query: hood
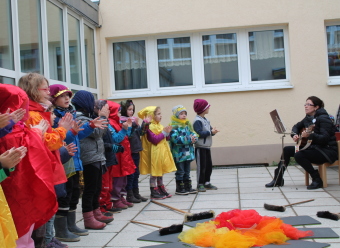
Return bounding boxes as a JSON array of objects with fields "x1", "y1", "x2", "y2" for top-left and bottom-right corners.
[{"x1": 107, "y1": 101, "x2": 121, "y2": 131}]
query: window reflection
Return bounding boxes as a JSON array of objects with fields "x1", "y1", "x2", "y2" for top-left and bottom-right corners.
[
  {"x1": 18, "y1": 0, "x2": 43, "y2": 73},
  {"x1": 68, "y1": 14, "x2": 82, "y2": 85},
  {"x1": 47, "y1": 1, "x2": 65, "y2": 81},
  {"x1": 249, "y1": 29, "x2": 286, "y2": 81},
  {"x1": 327, "y1": 25, "x2": 340, "y2": 77},
  {"x1": 0, "y1": 0, "x2": 14, "y2": 70},
  {"x1": 202, "y1": 33, "x2": 239, "y2": 84},
  {"x1": 84, "y1": 24, "x2": 96, "y2": 88},
  {"x1": 157, "y1": 37, "x2": 193, "y2": 87},
  {"x1": 0, "y1": 76, "x2": 15, "y2": 85}
]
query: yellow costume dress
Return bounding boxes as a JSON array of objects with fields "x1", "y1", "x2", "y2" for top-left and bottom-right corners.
[
  {"x1": 0, "y1": 185, "x2": 18, "y2": 248},
  {"x1": 138, "y1": 106, "x2": 176, "y2": 176}
]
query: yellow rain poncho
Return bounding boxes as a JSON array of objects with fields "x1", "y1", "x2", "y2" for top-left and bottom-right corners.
[
  {"x1": 138, "y1": 106, "x2": 176, "y2": 176},
  {"x1": 0, "y1": 185, "x2": 18, "y2": 248}
]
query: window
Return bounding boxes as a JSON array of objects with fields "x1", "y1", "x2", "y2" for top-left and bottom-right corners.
[
  {"x1": 249, "y1": 29, "x2": 286, "y2": 81},
  {"x1": 47, "y1": 1, "x2": 66, "y2": 81},
  {"x1": 84, "y1": 24, "x2": 97, "y2": 88},
  {"x1": 157, "y1": 37, "x2": 193, "y2": 87},
  {"x1": 202, "y1": 33, "x2": 239, "y2": 84},
  {"x1": 112, "y1": 41, "x2": 147, "y2": 90},
  {"x1": 18, "y1": 0, "x2": 43, "y2": 73},
  {"x1": 110, "y1": 26, "x2": 290, "y2": 99},
  {"x1": 0, "y1": 76, "x2": 15, "y2": 85},
  {"x1": 326, "y1": 25, "x2": 340, "y2": 78},
  {"x1": 0, "y1": 0, "x2": 14, "y2": 70},
  {"x1": 68, "y1": 14, "x2": 82, "y2": 85}
]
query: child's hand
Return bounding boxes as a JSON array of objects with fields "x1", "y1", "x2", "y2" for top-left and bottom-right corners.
[
  {"x1": 58, "y1": 113, "x2": 73, "y2": 131},
  {"x1": 163, "y1": 125, "x2": 172, "y2": 133},
  {"x1": 135, "y1": 117, "x2": 139, "y2": 125},
  {"x1": 0, "y1": 147, "x2": 25, "y2": 169},
  {"x1": 91, "y1": 117, "x2": 108, "y2": 129},
  {"x1": 190, "y1": 135, "x2": 197, "y2": 144},
  {"x1": 0, "y1": 109, "x2": 11, "y2": 128},
  {"x1": 98, "y1": 104, "x2": 109, "y2": 118},
  {"x1": 212, "y1": 127, "x2": 219, "y2": 135},
  {"x1": 65, "y1": 143, "x2": 77, "y2": 156},
  {"x1": 31, "y1": 119, "x2": 49, "y2": 134},
  {"x1": 143, "y1": 115, "x2": 152, "y2": 123},
  {"x1": 71, "y1": 120, "x2": 84, "y2": 133},
  {"x1": 126, "y1": 118, "x2": 132, "y2": 127},
  {"x1": 122, "y1": 121, "x2": 129, "y2": 130},
  {"x1": 9, "y1": 108, "x2": 26, "y2": 124},
  {"x1": 16, "y1": 146, "x2": 28, "y2": 159}
]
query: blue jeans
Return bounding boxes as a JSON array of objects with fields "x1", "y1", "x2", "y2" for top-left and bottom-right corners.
[
  {"x1": 175, "y1": 161, "x2": 191, "y2": 181},
  {"x1": 45, "y1": 215, "x2": 55, "y2": 244}
]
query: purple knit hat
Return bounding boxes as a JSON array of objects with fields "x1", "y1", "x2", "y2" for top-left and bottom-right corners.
[
  {"x1": 49, "y1": 84, "x2": 73, "y2": 102},
  {"x1": 193, "y1": 99, "x2": 210, "y2": 114}
]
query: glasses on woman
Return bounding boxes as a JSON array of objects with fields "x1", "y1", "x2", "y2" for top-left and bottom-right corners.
[
  {"x1": 304, "y1": 103, "x2": 314, "y2": 107},
  {"x1": 38, "y1": 87, "x2": 50, "y2": 92}
]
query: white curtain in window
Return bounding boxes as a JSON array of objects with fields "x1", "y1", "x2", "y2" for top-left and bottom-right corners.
[
  {"x1": 328, "y1": 31, "x2": 340, "y2": 52},
  {"x1": 203, "y1": 42, "x2": 238, "y2": 64},
  {"x1": 113, "y1": 41, "x2": 146, "y2": 71},
  {"x1": 250, "y1": 31, "x2": 284, "y2": 60}
]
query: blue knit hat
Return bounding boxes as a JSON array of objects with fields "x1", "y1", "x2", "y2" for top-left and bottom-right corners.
[{"x1": 71, "y1": 90, "x2": 95, "y2": 116}]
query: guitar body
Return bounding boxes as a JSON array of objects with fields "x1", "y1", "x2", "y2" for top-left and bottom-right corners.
[{"x1": 295, "y1": 124, "x2": 315, "y2": 152}]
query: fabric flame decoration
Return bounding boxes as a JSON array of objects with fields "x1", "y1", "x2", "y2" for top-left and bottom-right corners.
[{"x1": 178, "y1": 209, "x2": 313, "y2": 248}]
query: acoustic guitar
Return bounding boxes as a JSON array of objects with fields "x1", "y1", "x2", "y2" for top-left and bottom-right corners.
[{"x1": 295, "y1": 124, "x2": 315, "y2": 152}]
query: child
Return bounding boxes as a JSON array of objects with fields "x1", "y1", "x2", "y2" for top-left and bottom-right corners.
[
  {"x1": 106, "y1": 101, "x2": 135, "y2": 209},
  {"x1": 120, "y1": 100, "x2": 148, "y2": 203},
  {"x1": 71, "y1": 90, "x2": 110, "y2": 230},
  {"x1": 138, "y1": 106, "x2": 176, "y2": 200},
  {"x1": 193, "y1": 99, "x2": 219, "y2": 192},
  {"x1": 0, "y1": 84, "x2": 56, "y2": 248},
  {"x1": 49, "y1": 84, "x2": 109, "y2": 241},
  {"x1": 169, "y1": 105, "x2": 198, "y2": 195}
]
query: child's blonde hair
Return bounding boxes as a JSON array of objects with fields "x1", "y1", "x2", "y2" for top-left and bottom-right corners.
[{"x1": 18, "y1": 72, "x2": 49, "y2": 102}]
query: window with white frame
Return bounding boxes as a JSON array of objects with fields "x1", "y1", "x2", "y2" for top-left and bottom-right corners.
[
  {"x1": 110, "y1": 26, "x2": 290, "y2": 99},
  {"x1": 326, "y1": 24, "x2": 340, "y2": 79},
  {"x1": 0, "y1": 0, "x2": 98, "y2": 93}
]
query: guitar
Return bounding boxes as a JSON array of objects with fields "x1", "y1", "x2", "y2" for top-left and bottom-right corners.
[{"x1": 295, "y1": 124, "x2": 315, "y2": 152}]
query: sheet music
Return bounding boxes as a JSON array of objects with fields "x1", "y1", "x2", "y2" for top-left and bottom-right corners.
[{"x1": 270, "y1": 109, "x2": 286, "y2": 134}]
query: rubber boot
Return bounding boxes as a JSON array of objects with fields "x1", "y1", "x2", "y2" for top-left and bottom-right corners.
[
  {"x1": 93, "y1": 208, "x2": 114, "y2": 224},
  {"x1": 67, "y1": 210, "x2": 89, "y2": 236},
  {"x1": 158, "y1": 185, "x2": 172, "y2": 198},
  {"x1": 82, "y1": 211, "x2": 106, "y2": 230},
  {"x1": 150, "y1": 187, "x2": 166, "y2": 200},
  {"x1": 265, "y1": 163, "x2": 285, "y2": 187},
  {"x1": 175, "y1": 181, "x2": 188, "y2": 195},
  {"x1": 121, "y1": 195, "x2": 134, "y2": 207},
  {"x1": 307, "y1": 170, "x2": 323, "y2": 190},
  {"x1": 184, "y1": 180, "x2": 198, "y2": 194},
  {"x1": 126, "y1": 189, "x2": 142, "y2": 203},
  {"x1": 54, "y1": 215, "x2": 80, "y2": 242},
  {"x1": 133, "y1": 188, "x2": 148, "y2": 202}
]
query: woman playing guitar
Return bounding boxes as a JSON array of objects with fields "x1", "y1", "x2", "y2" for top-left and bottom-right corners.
[{"x1": 266, "y1": 96, "x2": 338, "y2": 190}]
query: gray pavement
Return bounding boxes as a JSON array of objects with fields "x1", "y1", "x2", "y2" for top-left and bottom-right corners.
[{"x1": 65, "y1": 165, "x2": 340, "y2": 247}]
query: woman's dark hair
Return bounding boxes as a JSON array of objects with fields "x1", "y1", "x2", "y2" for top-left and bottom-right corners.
[{"x1": 306, "y1": 96, "x2": 324, "y2": 108}]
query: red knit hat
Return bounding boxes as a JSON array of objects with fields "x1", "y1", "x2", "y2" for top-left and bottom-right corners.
[
  {"x1": 49, "y1": 84, "x2": 73, "y2": 102},
  {"x1": 193, "y1": 99, "x2": 210, "y2": 114}
]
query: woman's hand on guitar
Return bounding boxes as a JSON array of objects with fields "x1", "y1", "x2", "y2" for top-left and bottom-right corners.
[
  {"x1": 292, "y1": 135, "x2": 299, "y2": 142},
  {"x1": 301, "y1": 130, "x2": 310, "y2": 138}
]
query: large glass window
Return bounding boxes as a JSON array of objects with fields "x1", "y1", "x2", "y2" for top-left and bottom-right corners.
[
  {"x1": 46, "y1": 1, "x2": 65, "y2": 81},
  {"x1": 326, "y1": 25, "x2": 340, "y2": 77},
  {"x1": 113, "y1": 41, "x2": 147, "y2": 90},
  {"x1": 84, "y1": 24, "x2": 96, "y2": 88},
  {"x1": 0, "y1": 0, "x2": 14, "y2": 70},
  {"x1": 18, "y1": 0, "x2": 43, "y2": 73},
  {"x1": 0, "y1": 76, "x2": 15, "y2": 85},
  {"x1": 249, "y1": 29, "x2": 286, "y2": 81},
  {"x1": 68, "y1": 14, "x2": 82, "y2": 85},
  {"x1": 157, "y1": 37, "x2": 193, "y2": 87},
  {"x1": 202, "y1": 33, "x2": 239, "y2": 84}
]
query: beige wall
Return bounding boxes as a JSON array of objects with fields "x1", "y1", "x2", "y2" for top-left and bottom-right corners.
[{"x1": 95, "y1": 0, "x2": 340, "y2": 165}]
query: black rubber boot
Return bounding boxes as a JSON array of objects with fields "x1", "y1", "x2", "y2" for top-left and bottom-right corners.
[
  {"x1": 133, "y1": 188, "x2": 148, "y2": 202},
  {"x1": 265, "y1": 163, "x2": 285, "y2": 187},
  {"x1": 126, "y1": 189, "x2": 142, "y2": 203},
  {"x1": 150, "y1": 187, "x2": 165, "y2": 200},
  {"x1": 54, "y1": 215, "x2": 80, "y2": 242},
  {"x1": 307, "y1": 170, "x2": 323, "y2": 190},
  {"x1": 175, "y1": 181, "x2": 189, "y2": 195},
  {"x1": 67, "y1": 210, "x2": 89, "y2": 236},
  {"x1": 184, "y1": 180, "x2": 198, "y2": 194}
]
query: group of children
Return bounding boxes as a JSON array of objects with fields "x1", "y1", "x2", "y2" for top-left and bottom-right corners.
[{"x1": 0, "y1": 72, "x2": 219, "y2": 248}]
